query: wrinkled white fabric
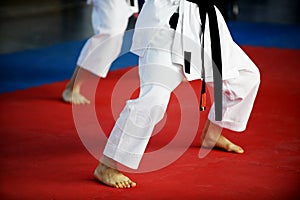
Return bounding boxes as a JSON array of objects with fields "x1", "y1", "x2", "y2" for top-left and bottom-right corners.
[
  {"x1": 77, "y1": 0, "x2": 139, "y2": 77},
  {"x1": 131, "y1": 0, "x2": 244, "y2": 82},
  {"x1": 103, "y1": 0, "x2": 260, "y2": 169}
]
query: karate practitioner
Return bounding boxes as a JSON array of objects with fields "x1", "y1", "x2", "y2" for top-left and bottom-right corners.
[
  {"x1": 94, "y1": 0, "x2": 260, "y2": 188},
  {"x1": 62, "y1": 0, "x2": 139, "y2": 104}
]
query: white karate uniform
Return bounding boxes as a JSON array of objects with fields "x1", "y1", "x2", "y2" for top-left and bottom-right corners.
[
  {"x1": 77, "y1": 0, "x2": 139, "y2": 77},
  {"x1": 103, "y1": 0, "x2": 260, "y2": 169}
]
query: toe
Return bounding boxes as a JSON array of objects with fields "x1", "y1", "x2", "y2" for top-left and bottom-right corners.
[
  {"x1": 228, "y1": 144, "x2": 244, "y2": 154},
  {"x1": 82, "y1": 96, "x2": 90, "y2": 104},
  {"x1": 233, "y1": 145, "x2": 244, "y2": 154},
  {"x1": 236, "y1": 147, "x2": 244, "y2": 154},
  {"x1": 130, "y1": 181, "x2": 137, "y2": 187},
  {"x1": 121, "y1": 181, "x2": 128, "y2": 188},
  {"x1": 116, "y1": 182, "x2": 124, "y2": 189},
  {"x1": 124, "y1": 180, "x2": 132, "y2": 188}
]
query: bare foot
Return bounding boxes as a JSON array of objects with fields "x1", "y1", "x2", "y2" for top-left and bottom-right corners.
[
  {"x1": 94, "y1": 163, "x2": 136, "y2": 188},
  {"x1": 214, "y1": 135, "x2": 244, "y2": 153},
  {"x1": 62, "y1": 88, "x2": 90, "y2": 105},
  {"x1": 201, "y1": 120, "x2": 244, "y2": 154}
]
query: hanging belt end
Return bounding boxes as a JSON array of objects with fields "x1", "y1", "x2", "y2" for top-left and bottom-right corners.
[
  {"x1": 200, "y1": 92, "x2": 206, "y2": 111},
  {"x1": 199, "y1": 78, "x2": 206, "y2": 111}
]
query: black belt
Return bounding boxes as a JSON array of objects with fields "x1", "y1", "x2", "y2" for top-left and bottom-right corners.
[
  {"x1": 170, "y1": 0, "x2": 223, "y2": 121},
  {"x1": 130, "y1": 0, "x2": 135, "y2": 6}
]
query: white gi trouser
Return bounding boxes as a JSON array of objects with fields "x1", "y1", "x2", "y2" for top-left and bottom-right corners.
[
  {"x1": 77, "y1": 0, "x2": 138, "y2": 77},
  {"x1": 103, "y1": 0, "x2": 260, "y2": 169}
]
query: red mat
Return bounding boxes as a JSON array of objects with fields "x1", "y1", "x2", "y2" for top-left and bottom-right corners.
[{"x1": 0, "y1": 46, "x2": 299, "y2": 199}]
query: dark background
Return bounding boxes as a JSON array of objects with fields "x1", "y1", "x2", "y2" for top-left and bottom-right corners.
[{"x1": 0, "y1": 0, "x2": 299, "y2": 54}]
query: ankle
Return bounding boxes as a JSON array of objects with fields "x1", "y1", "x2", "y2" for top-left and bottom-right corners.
[{"x1": 100, "y1": 156, "x2": 117, "y2": 170}]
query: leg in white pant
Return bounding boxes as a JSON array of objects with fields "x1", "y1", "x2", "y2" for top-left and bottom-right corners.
[
  {"x1": 208, "y1": 66, "x2": 260, "y2": 132},
  {"x1": 202, "y1": 46, "x2": 260, "y2": 152},
  {"x1": 103, "y1": 49, "x2": 185, "y2": 169},
  {"x1": 78, "y1": 0, "x2": 132, "y2": 77},
  {"x1": 94, "y1": 48, "x2": 184, "y2": 188},
  {"x1": 96, "y1": 25, "x2": 260, "y2": 190},
  {"x1": 62, "y1": 0, "x2": 134, "y2": 104},
  {"x1": 208, "y1": 41, "x2": 261, "y2": 132}
]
